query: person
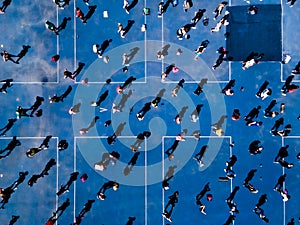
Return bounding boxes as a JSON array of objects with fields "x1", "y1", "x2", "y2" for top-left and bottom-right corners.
[
  {"x1": 0, "y1": 186, "x2": 14, "y2": 209},
  {"x1": 190, "y1": 104, "x2": 203, "y2": 122},
  {"x1": 0, "y1": 136, "x2": 21, "y2": 159},
  {"x1": 231, "y1": 109, "x2": 241, "y2": 121},
  {"x1": 69, "y1": 103, "x2": 81, "y2": 115},
  {"x1": 221, "y1": 79, "x2": 235, "y2": 96},
  {"x1": 195, "y1": 183, "x2": 210, "y2": 215},
  {"x1": 90, "y1": 90, "x2": 109, "y2": 107},
  {"x1": 248, "y1": 5, "x2": 258, "y2": 15},
  {"x1": 244, "y1": 105, "x2": 261, "y2": 122},
  {"x1": 183, "y1": 0, "x2": 193, "y2": 12},
  {"x1": 45, "y1": 20, "x2": 58, "y2": 35},
  {"x1": 287, "y1": 0, "x2": 297, "y2": 7},
  {"x1": 118, "y1": 23, "x2": 125, "y2": 38},
  {"x1": 172, "y1": 79, "x2": 185, "y2": 97},
  {"x1": 212, "y1": 46, "x2": 228, "y2": 70},
  {"x1": 274, "y1": 145, "x2": 289, "y2": 163},
  {"x1": 0, "y1": 78, "x2": 13, "y2": 94},
  {"x1": 211, "y1": 11, "x2": 229, "y2": 32},
  {"x1": 176, "y1": 24, "x2": 192, "y2": 40},
  {"x1": 165, "y1": 139, "x2": 180, "y2": 160},
  {"x1": 193, "y1": 145, "x2": 208, "y2": 167},
  {"x1": 95, "y1": 39, "x2": 112, "y2": 58},
  {"x1": 193, "y1": 78, "x2": 207, "y2": 95},
  {"x1": 277, "y1": 124, "x2": 292, "y2": 137},
  {"x1": 224, "y1": 155, "x2": 237, "y2": 178},
  {"x1": 161, "y1": 64, "x2": 176, "y2": 81},
  {"x1": 191, "y1": 9, "x2": 206, "y2": 26},
  {"x1": 213, "y1": 2, "x2": 228, "y2": 20},
  {"x1": 1, "y1": 50, "x2": 18, "y2": 64},
  {"x1": 194, "y1": 40, "x2": 209, "y2": 60},
  {"x1": 136, "y1": 102, "x2": 151, "y2": 121},
  {"x1": 0, "y1": 0, "x2": 11, "y2": 13},
  {"x1": 123, "y1": 0, "x2": 138, "y2": 14},
  {"x1": 76, "y1": 7, "x2": 85, "y2": 22},
  {"x1": 253, "y1": 207, "x2": 269, "y2": 223},
  {"x1": 248, "y1": 140, "x2": 264, "y2": 155},
  {"x1": 264, "y1": 100, "x2": 279, "y2": 118},
  {"x1": 270, "y1": 117, "x2": 284, "y2": 134},
  {"x1": 244, "y1": 169, "x2": 258, "y2": 193},
  {"x1": 97, "y1": 180, "x2": 119, "y2": 200},
  {"x1": 130, "y1": 131, "x2": 150, "y2": 151},
  {"x1": 163, "y1": 191, "x2": 179, "y2": 222},
  {"x1": 94, "y1": 151, "x2": 120, "y2": 171},
  {"x1": 282, "y1": 75, "x2": 298, "y2": 95}
]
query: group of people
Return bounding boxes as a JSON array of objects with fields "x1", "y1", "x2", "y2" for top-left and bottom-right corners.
[{"x1": 0, "y1": 0, "x2": 300, "y2": 224}]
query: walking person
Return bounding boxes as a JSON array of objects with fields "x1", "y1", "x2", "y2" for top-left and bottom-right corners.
[
  {"x1": 0, "y1": 0, "x2": 11, "y2": 13},
  {"x1": 0, "y1": 78, "x2": 13, "y2": 94},
  {"x1": 97, "y1": 180, "x2": 119, "y2": 200},
  {"x1": 213, "y1": 2, "x2": 228, "y2": 20},
  {"x1": 163, "y1": 191, "x2": 179, "y2": 222}
]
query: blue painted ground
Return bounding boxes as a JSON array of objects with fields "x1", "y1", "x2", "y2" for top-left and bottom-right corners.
[{"x1": 0, "y1": 0, "x2": 300, "y2": 225}]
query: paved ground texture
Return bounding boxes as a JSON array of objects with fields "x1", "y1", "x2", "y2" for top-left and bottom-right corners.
[{"x1": 0, "y1": 0, "x2": 300, "y2": 225}]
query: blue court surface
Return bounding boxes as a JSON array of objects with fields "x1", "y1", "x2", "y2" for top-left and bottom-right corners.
[{"x1": 0, "y1": 0, "x2": 300, "y2": 224}]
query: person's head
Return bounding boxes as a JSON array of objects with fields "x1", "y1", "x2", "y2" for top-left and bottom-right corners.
[
  {"x1": 206, "y1": 193, "x2": 213, "y2": 201},
  {"x1": 113, "y1": 183, "x2": 119, "y2": 191}
]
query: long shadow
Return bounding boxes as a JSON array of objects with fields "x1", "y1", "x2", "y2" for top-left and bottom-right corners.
[
  {"x1": 127, "y1": 47, "x2": 140, "y2": 63},
  {"x1": 127, "y1": 0, "x2": 138, "y2": 12},
  {"x1": 122, "y1": 20, "x2": 135, "y2": 36}
]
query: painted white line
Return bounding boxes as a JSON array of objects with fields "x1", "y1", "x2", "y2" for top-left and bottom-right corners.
[
  {"x1": 281, "y1": 136, "x2": 286, "y2": 225},
  {"x1": 55, "y1": 138, "x2": 59, "y2": 225},
  {"x1": 144, "y1": 137, "x2": 148, "y2": 225},
  {"x1": 73, "y1": 137, "x2": 77, "y2": 221},
  {"x1": 56, "y1": 6, "x2": 60, "y2": 83},
  {"x1": 162, "y1": 132, "x2": 165, "y2": 225}
]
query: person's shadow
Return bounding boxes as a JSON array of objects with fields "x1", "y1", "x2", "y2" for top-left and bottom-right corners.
[
  {"x1": 127, "y1": 47, "x2": 140, "y2": 64},
  {"x1": 127, "y1": 0, "x2": 138, "y2": 11},
  {"x1": 161, "y1": 44, "x2": 171, "y2": 57},
  {"x1": 117, "y1": 90, "x2": 133, "y2": 111},
  {"x1": 123, "y1": 20, "x2": 135, "y2": 36},
  {"x1": 83, "y1": 5, "x2": 97, "y2": 23},
  {"x1": 165, "y1": 165, "x2": 177, "y2": 180},
  {"x1": 124, "y1": 152, "x2": 140, "y2": 176},
  {"x1": 178, "y1": 106, "x2": 189, "y2": 119},
  {"x1": 212, "y1": 115, "x2": 227, "y2": 129}
]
